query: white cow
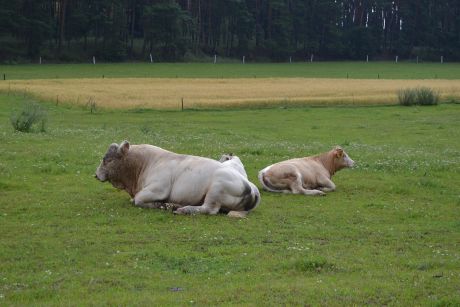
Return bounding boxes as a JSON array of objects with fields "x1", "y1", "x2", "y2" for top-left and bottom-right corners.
[{"x1": 95, "y1": 141, "x2": 260, "y2": 217}]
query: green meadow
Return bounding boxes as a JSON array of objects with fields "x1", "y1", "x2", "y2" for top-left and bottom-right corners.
[
  {"x1": 1, "y1": 90, "x2": 459, "y2": 305},
  {"x1": 1, "y1": 61, "x2": 460, "y2": 80}
]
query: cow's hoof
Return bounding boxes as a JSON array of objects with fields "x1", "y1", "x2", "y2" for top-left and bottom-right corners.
[{"x1": 227, "y1": 211, "x2": 248, "y2": 218}]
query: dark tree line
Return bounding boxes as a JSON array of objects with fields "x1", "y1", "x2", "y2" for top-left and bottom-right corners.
[{"x1": 1, "y1": 0, "x2": 459, "y2": 62}]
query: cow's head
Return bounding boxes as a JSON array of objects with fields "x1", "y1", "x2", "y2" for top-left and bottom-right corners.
[
  {"x1": 332, "y1": 146, "x2": 355, "y2": 170},
  {"x1": 95, "y1": 141, "x2": 130, "y2": 182}
]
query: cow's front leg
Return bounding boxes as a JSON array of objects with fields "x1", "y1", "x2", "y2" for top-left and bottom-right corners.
[
  {"x1": 133, "y1": 201, "x2": 165, "y2": 209},
  {"x1": 317, "y1": 177, "x2": 336, "y2": 192},
  {"x1": 133, "y1": 187, "x2": 170, "y2": 209}
]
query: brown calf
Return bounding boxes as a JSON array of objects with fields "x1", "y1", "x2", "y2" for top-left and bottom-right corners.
[{"x1": 258, "y1": 146, "x2": 354, "y2": 196}]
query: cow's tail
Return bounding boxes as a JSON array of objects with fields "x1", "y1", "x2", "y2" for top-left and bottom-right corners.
[{"x1": 258, "y1": 167, "x2": 282, "y2": 193}]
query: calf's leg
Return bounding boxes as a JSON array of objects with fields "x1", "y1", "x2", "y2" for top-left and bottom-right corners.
[
  {"x1": 317, "y1": 177, "x2": 336, "y2": 192},
  {"x1": 290, "y1": 173, "x2": 325, "y2": 196}
]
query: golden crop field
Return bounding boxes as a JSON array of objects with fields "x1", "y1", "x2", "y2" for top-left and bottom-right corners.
[{"x1": 1, "y1": 78, "x2": 459, "y2": 109}]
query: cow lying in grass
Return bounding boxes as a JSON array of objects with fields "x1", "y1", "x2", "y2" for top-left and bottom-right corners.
[
  {"x1": 258, "y1": 146, "x2": 354, "y2": 196},
  {"x1": 95, "y1": 141, "x2": 260, "y2": 217}
]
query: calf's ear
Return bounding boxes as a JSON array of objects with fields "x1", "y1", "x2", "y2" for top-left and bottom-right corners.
[{"x1": 118, "y1": 140, "x2": 130, "y2": 156}]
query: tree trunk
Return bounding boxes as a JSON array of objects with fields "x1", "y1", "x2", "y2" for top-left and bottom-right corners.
[
  {"x1": 130, "y1": 0, "x2": 136, "y2": 56},
  {"x1": 58, "y1": 0, "x2": 68, "y2": 54}
]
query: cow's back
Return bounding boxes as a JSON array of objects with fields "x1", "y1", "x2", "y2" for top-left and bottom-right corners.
[{"x1": 168, "y1": 156, "x2": 223, "y2": 205}]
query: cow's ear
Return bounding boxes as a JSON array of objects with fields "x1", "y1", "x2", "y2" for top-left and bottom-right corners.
[
  {"x1": 109, "y1": 143, "x2": 119, "y2": 153},
  {"x1": 118, "y1": 140, "x2": 130, "y2": 156},
  {"x1": 335, "y1": 147, "x2": 343, "y2": 158}
]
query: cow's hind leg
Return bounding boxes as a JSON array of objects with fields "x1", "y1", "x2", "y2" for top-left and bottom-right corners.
[
  {"x1": 174, "y1": 202, "x2": 220, "y2": 215},
  {"x1": 290, "y1": 173, "x2": 325, "y2": 196}
]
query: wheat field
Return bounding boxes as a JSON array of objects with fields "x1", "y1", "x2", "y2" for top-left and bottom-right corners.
[{"x1": 1, "y1": 78, "x2": 459, "y2": 109}]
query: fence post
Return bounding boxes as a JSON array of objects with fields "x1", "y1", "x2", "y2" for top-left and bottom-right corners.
[{"x1": 181, "y1": 98, "x2": 184, "y2": 111}]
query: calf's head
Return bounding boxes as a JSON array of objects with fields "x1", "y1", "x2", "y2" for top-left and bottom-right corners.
[
  {"x1": 95, "y1": 141, "x2": 130, "y2": 183},
  {"x1": 332, "y1": 146, "x2": 355, "y2": 170}
]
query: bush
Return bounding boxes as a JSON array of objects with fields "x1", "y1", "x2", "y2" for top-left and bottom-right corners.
[
  {"x1": 398, "y1": 87, "x2": 439, "y2": 106},
  {"x1": 416, "y1": 87, "x2": 439, "y2": 105},
  {"x1": 10, "y1": 101, "x2": 48, "y2": 132},
  {"x1": 398, "y1": 88, "x2": 417, "y2": 106}
]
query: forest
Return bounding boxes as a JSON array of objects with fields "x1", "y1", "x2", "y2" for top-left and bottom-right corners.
[{"x1": 0, "y1": 0, "x2": 459, "y2": 63}]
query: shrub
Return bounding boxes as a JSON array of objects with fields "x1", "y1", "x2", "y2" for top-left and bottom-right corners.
[
  {"x1": 398, "y1": 87, "x2": 439, "y2": 106},
  {"x1": 398, "y1": 88, "x2": 417, "y2": 106},
  {"x1": 10, "y1": 101, "x2": 48, "y2": 132},
  {"x1": 86, "y1": 97, "x2": 97, "y2": 114},
  {"x1": 416, "y1": 87, "x2": 439, "y2": 105}
]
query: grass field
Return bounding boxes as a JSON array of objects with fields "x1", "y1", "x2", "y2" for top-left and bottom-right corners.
[
  {"x1": 1, "y1": 62, "x2": 460, "y2": 80},
  {"x1": 1, "y1": 91, "x2": 459, "y2": 305},
  {"x1": 2, "y1": 62, "x2": 459, "y2": 108},
  {"x1": 2, "y1": 77, "x2": 460, "y2": 109}
]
